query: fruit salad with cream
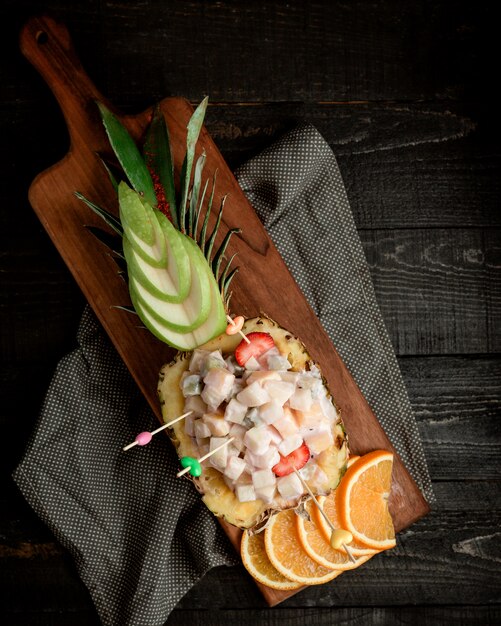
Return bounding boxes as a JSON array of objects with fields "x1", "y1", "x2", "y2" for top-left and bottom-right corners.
[{"x1": 180, "y1": 332, "x2": 340, "y2": 505}]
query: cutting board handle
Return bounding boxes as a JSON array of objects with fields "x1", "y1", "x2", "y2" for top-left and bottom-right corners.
[{"x1": 20, "y1": 16, "x2": 112, "y2": 144}]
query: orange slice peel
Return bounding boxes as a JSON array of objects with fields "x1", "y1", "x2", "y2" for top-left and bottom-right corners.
[{"x1": 336, "y1": 449, "x2": 396, "y2": 550}]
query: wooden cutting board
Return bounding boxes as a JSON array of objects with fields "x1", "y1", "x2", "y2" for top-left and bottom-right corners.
[{"x1": 21, "y1": 15, "x2": 430, "y2": 607}]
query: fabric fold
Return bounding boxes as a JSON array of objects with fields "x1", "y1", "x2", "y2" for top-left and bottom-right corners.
[{"x1": 14, "y1": 124, "x2": 432, "y2": 626}]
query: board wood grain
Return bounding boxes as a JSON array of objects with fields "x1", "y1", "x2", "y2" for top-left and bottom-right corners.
[{"x1": 20, "y1": 15, "x2": 429, "y2": 606}]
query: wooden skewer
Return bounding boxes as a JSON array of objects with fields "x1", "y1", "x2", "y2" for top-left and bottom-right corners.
[
  {"x1": 123, "y1": 411, "x2": 192, "y2": 451},
  {"x1": 177, "y1": 437, "x2": 235, "y2": 478},
  {"x1": 292, "y1": 467, "x2": 357, "y2": 563},
  {"x1": 226, "y1": 315, "x2": 250, "y2": 344}
]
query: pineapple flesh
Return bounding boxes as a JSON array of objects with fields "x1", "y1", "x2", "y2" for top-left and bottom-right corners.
[{"x1": 157, "y1": 317, "x2": 349, "y2": 529}]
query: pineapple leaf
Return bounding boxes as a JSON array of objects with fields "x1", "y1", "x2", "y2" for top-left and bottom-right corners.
[
  {"x1": 111, "y1": 305, "x2": 138, "y2": 315},
  {"x1": 188, "y1": 151, "x2": 206, "y2": 236},
  {"x1": 75, "y1": 191, "x2": 123, "y2": 235},
  {"x1": 97, "y1": 102, "x2": 157, "y2": 207},
  {"x1": 222, "y1": 266, "x2": 239, "y2": 306},
  {"x1": 193, "y1": 177, "x2": 209, "y2": 240},
  {"x1": 179, "y1": 97, "x2": 208, "y2": 233},
  {"x1": 143, "y1": 106, "x2": 178, "y2": 228},
  {"x1": 212, "y1": 228, "x2": 240, "y2": 280},
  {"x1": 198, "y1": 170, "x2": 217, "y2": 249},
  {"x1": 97, "y1": 155, "x2": 119, "y2": 193},
  {"x1": 218, "y1": 252, "x2": 238, "y2": 293},
  {"x1": 84, "y1": 225, "x2": 121, "y2": 254},
  {"x1": 223, "y1": 266, "x2": 239, "y2": 293},
  {"x1": 204, "y1": 195, "x2": 226, "y2": 262}
]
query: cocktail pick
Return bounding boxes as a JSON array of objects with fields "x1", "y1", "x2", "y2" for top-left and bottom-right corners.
[
  {"x1": 123, "y1": 411, "x2": 192, "y2": 451},
  {"x1": 177, "y1": 436, "x2": 235, "y2": 477},
  {"x1": 226, "y1": 315, "x2": 250, "y2": 344},
  {"x1": 292, "y1": 467, "x2": 357, "y2": 563}
]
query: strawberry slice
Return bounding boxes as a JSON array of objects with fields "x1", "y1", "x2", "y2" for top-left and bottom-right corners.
[
  {"x1": 234, "y1": 332, "x2": 275, "y2": 366},
  {"x1": 272, "y1": 442, "x2": 310, "y2": 477}
]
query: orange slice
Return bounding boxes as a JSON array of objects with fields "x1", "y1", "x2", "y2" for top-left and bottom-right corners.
[
  {"x1": 336, "y1": 450, "x2": 396, "y2": 550},
  {"x1": 264, "y1": 510, "x2": 341, "y2": 585},
  {"x1": 241, "y1": 530, "x2": 302, "y2": 590},
  {"x1": 347, "y1": 455, "x2": 360, "y2": 468},
  {"x1": 296, "y1": 499, "x2": 373, "y2": 569},
  {"x1": 314, "y1": 494, "x2": 377, "y2": 557}
]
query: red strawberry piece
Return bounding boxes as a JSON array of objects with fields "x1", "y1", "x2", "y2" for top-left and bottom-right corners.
[
  {"x1": 272, "y1": 442, "x2": 310, "y2": 477},
  {"x1": 234, "y1": 332, "x2": 275, "y2": 366}
]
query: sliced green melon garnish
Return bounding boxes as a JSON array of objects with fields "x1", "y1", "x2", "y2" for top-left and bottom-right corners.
[
  {"x1": 118, "y1": 183, "x2": 167, "y2": 268},
  {"x1": 130, "y1": 234, "x2": 226, "y2": 350},
  {"x1": 181, "y1": 234, "x2": 227, "y2": 345},
  {"x1": 122, "y1": 211, "x2": 191, "y2": 303},
  {"x1": 129, "y1": 237, "x2": 211, "y2": 332}
]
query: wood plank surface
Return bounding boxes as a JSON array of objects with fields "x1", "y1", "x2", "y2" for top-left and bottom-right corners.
[
  {"x1": 1, "y1": 0, "x2": 499, "y2": 624},
  {"x1": 18, "y1": 13, "x2": 430, "y2": 607}
]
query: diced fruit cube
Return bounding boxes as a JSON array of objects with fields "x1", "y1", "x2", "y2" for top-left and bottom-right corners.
[
  {"x1": 278, "y1": 434, "x2": 304, "y2": 457},
  {"x1": 277, "y1": 473, "x2": 304, "y2": 500},
  {"x1": 235, "y1": 484, "x2": 256, "y2": 503},
  {"x1": 244, "y1": 426, "x2": 272, "y2": 455},
  {"x1": 224, "y1": 456, "x2": 247, "y2": 481},
  {"x1": 295, "y1": 403, "x2": 325, "y2": 429},
  {"x1": 189, "y1": 349, "x2": 210, "y2": 373},
  {"x1": 184, "y1": 395, "x2": 207, "y2": 417},
  {"x1": 244, "y1": 356, "x2": 261, "y2": 371},
  {"x1": 203, "y1": 413, "x2": 230, "y2": 437},
  {"x1": 289, "y1": 388, "x2": 313, "y2": 412},
  {"x1": 264, "y1": 380, "x2": 295, "y2": 405},
  {"x1": 245, "y1": 407, "x2": 264, "y2": 427},
  {"x1": 246, "y1": 370, "x2": 281, "y2": 385},
  {"x1": 227, "y1": 444, "x2": 242, "y2": 458},
  {"x1": 266, "y1": 425, "x2": 283, "y2": 446},
  {"x1": 237, "y1": 381, "x2": 270, "y2": 407},
  {"x1": 319, "y1": 394, "x2": 338, "y2": 422},
  {"x1": 197, "y1": 442, "x2": 210, "y2": 457},
  {"x1": 273, "y1": 407, "x2": 299, "y2": 438},
  {"x1": 230, "y1": 422, "x2": 246, "y2": 437},
  {"x1": 229, "y1": 423, "x2": 247, "y2": 453},
  {"x1": 225, "y1": 356, "x2": 244, "y2": 376},
  {"x1": 252, "y1": 469, "x2": 276, "y2": 490},
  {"x1": 303, "y1": 427, "x2": 333, "y2": 455},
  {"x1": 209, "y1": 437, "x2": 229, "y2": 470},
  {"x1": 200, "y1": 350, "x2": 226, "y2": 377},
  {"x1": 229, "y1": 439, "x2": 245, "y2": 454},
  {"x1": 255, "y1": 484, "x2": 276, "y2": 503},
  {"x1": 297, "y1": 372, "x2": 322, "y2": 394},
  {"x1": 184, "y1": 415, "x2": 196, "y2": 437},
  {"x1": 280, "y1": 371, "x2": 299, "y2": 384},
  {"x1": 268, "y1": 355, "x2": 292, "y2": 370},
  {"x1": 305, "y1": 464, "x2": 329, "y2": 490},
  {"x1": 202, "y1": 369, "x2": 235, "y2": 409},
  {"x1": 257, "y1": 346, "x2": 280, "y2": 368},
  {"x1": 203, "y1": 368, "x2": 235, "y2": 392},
  {"x1": 252, "y1": 446, "x2": 281, "y2": 470},
  {"x1": 225, "y1": 378, "x2": 243, "y2": 402},
  {"x1": 243, "y1": 449, "x2": 259, "y2": 469},
  {"x1": 259, "y1": 401, "x2": 284, "y2": 425},
  {"x1": 224, "y1": 398, "x2": 247, "y2": 424},
  {"x1": 194, "y1": 419, "x2": 211, "y2": 439},
  {"x1": 180, "y1": 373, "x2": 202, "y2": 397}
]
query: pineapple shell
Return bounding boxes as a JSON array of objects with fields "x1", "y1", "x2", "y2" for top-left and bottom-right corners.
[{"x1": 157, "y1": 316, "x2": 349, "y2": 529}]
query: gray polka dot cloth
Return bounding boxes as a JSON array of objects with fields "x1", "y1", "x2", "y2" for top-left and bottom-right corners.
[{"x1": 13, "y1": 124, "x2": 433, "y2": 626}]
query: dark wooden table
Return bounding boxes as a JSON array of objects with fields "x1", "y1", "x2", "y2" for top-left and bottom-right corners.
[{"x1": 2, "y1": 1, "x2": 500, "y2": 624}]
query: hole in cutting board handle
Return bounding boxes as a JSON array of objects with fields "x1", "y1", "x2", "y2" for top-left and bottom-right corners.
[{"x1": 36, "y1": 31, "x2": 48, "y2": 45}]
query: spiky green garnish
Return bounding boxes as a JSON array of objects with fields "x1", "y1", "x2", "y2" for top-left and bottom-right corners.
[{"x1": 76, "y1": 98, "x2": 238, "y2": 350}]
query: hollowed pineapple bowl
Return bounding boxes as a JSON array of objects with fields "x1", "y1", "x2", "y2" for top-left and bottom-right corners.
[{"x1": 158, "y1": 316, "x2": 349, "y2": 530}]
